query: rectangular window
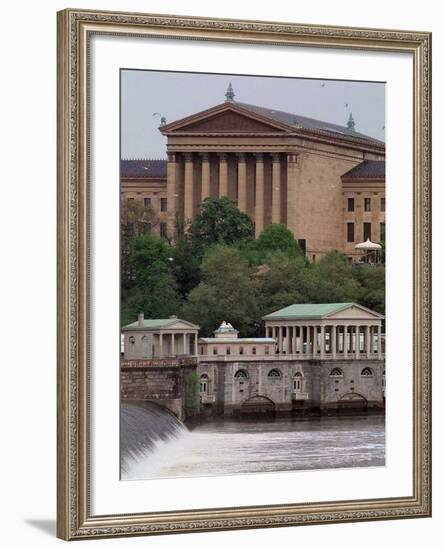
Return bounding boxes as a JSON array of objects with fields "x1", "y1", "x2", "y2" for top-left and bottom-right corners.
[
  {"x1": 364, "y1": 198, "x2": 371, "y2": 211},
  {"x1": 144, "y1": 197, "x2": 151, "y2": 207},
  {"x1": 380, "y1": 222, "x2": 385, "y2": 243},
  {"x1": 145, "y1": 223, "x2": 152, "y2": 235},
  {"x1": 347, "y1": 198, "x2": 354, "y2": 211},
  {"x1": 160, "y1": 197, "x2": 168, "y2": 212},
  {"x1": 226, "y1": 347, "x2": 231, "y2": 355},
  {"x1": 347, "y1": 222, "x2": 355, "y2": 243},
  {"x1": 363, "y1": 222, "x2": 372, "y2": 241},
  {"x1": 159, "y1": 222, "x2": 167, "y2": 238},
  {"x1": 298, "y1": 239, "x2": 306, "y2": 255},
  {"x1": 380, "y1": 197, "x2": 385, "y2": 212}
]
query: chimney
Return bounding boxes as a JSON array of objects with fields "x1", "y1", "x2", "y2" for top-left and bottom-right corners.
[{"x1": 137, "y1": 312, "x2": 144, "y2": 327}]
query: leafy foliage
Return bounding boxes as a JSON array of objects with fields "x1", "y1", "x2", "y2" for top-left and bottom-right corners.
[
  {"x1": 182, "y1": 245, "x2": 259, "y2": 337},
  {"x1": 188, "y1": 197, "x2": 254, "y2": 257}
]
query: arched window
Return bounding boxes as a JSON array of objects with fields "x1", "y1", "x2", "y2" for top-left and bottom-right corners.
[
  {"x1": 293, "y1": 371, "x2": 303, "y2": 391},
  {"x1": 213, "y1": 347, "x2": 218, "y2": 355},
  {"x1": 199, "y1": 374, "x2": 208, "y2": 394},
  {"x1": 129, "y1": 336, "x2": 135, "y2": 345},
  {"x1": 330, "y1": 368, "x2": 343, "y2": 377},
  {"x1": 361, "y1": 367, "x2": 373, "y2": 377},
  {"x1": 268, "y1": 369, "x2": 282, "y2": 378},
  {"x1": 252, "y1": 346, "x2": 257, "y2": 355},
  {"x1": 239, "y1": 346, "x2": 244, "y2": 355},
  {"x1": 234, "y1": 369, "x2": 248, "y2": 379}
]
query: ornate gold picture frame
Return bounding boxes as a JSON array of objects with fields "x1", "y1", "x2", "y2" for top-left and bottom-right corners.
[{"x1": 57, "y1": 8, "x2": 431, "y2": 540}]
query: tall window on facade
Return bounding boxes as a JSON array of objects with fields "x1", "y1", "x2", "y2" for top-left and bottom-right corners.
[
  {"x1": 239, "y1": 346, "x2": 244, "y2": 355},
  {"x1": 364, "y1": 198, "x2": 371, "y2": 212},
  {"x1": 347, "y1": 222, "x2": 355, "y2": 243},
  {"x1": 298, "y1": 239, "x2": 306, "y2": 255},
  {"x1": 380, "y1": 222, "x2": 385, "y2": 243},
  {"x1": 160, "y1": 197, "x2": 168, "y2": 212},
  {"x1": 363, "y1": 222, "x2": 372, "y2": 241},
  {"x1": 226, "y1": 346, "x2": 231, "y2": 355},
  {"x1": 159, "y1": 222, "x2": 167, "y2": 238},
  {"x1": 293, "y1": 372, "x2": 303, "y2": 391},
  {"x1": 199, "y1": 374, "x2": 208, "y2": 394},
  {"x1": 347, "y1": 197, "x2": 355, "y2": 212},
  {"x1": 380, "y1": 197, "x2": 386, "y2": 212},
  {"x1": 213, "y1": 347, "x2": 218, "y2": 355},
  {"x1": 145, "y1": 222, "x2": 152, "y2": 235},
  {"x1": 252, "y1": 347, "x2": 257, "y2": 355},
  {"x1": 144, "y1": 197, "x2": 151, "y2": 207}
]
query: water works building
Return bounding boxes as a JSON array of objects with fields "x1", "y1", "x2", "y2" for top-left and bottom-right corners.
[
  {"x1": 121, "y1": 303, "x2": 385, "y2": 418},
  {"x1": 121, "y1": 84, "x2": 385, "y2": 262}
]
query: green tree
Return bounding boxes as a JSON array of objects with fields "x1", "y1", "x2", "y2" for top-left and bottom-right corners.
[
  {"x1": 121, "y1": 198, "x2": 159, "y2": 292},
  {"x1": 182, "y1": 244, "x2": 259, "y2": 336},
  {"x1": 305, "y1": 251, "x2": 362, "y2": 303},
  {"x1": 121, "y1": 234, "x2": 182, "y2": 325},
  {"x1": 256, "y1": 224, "x2": 304, "y2": 258},
  {"x1": 188, "y1": 197, "x2": 254, "y2": 257},
  {"x1": 356, "y1": 264, "x2": 385, "y2": 315},
  {"x1": 256, "y1": 251, "x2": 308, "y2": 318},
  {"x1": 171, "y1": 236, "x2": 201, "y2": 299}
]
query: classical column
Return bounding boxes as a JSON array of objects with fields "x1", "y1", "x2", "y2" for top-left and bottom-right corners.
[
  {"x1": 237, "y1": 153, "x2": 247, "y2": 213},
  {"x1": 332, "y1": 325, "x2": 337, "y2": 359},
  {"x1": 365, "y1": 325, "x2": 370, "y2": 358},
  {"x1": 356, "y1": 326, "x2": 360, "y2": 358},
  {"x1": 166, "y1": 153, "x2": 178, "y2": 237},
  {"x1": 287, "y1": 152, "x2": 299, "y2": 235},
  {"x1": 171, "y1": 333, "x2": 175, "y2": 356},
  {"x1": 320, "y1": 325, "x2": 325, "y2": 359},
  {"x1": 377, "y1": 325, "x2": 382, "y2": 358},
  {"x1": 184, "y1": 153, "x2": 194, "y2": 223},
  {"x1": 219, "y1": 153, "x2": 228, "y2": 197},
  {"x1": 254, "y1": 153, "x2": 265, "y2": 237},
  {"x1": 159, "y1": 333, "x2": 163, "y2": 357},
  {"x1": 277, "y1": 326, "x2": 283, "y2": 354},
  {"x1": 344, "y1": 325, "x2": 349, "y2": 359},
  {"x1": 313, "y1": 325, "x2": 318, "y2": 357},
  {"x1": 183, "y1": 333, "x2": 188, "y2": 354},
  {"x1": 201, "y1": 153, "x2": 211, "y2": 202},
  {"x1": 293, "y1": 326, "x2": 297, "y2": 354},
  {"x1": 271, "y1": 153, "x2": 281, "y2": 224}
]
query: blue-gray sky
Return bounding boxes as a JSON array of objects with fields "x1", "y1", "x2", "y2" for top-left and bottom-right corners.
[{"x1": 121, "y1": 70, "x2": 385, "y2": 159}]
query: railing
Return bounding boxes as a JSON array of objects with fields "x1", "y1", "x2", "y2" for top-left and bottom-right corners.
[
  {"x1": 121, "y1": 356, "x2": 198, "y2": 369},
  {"x1": 198, "y1": 352, "x2": 384, "y2": 362}
]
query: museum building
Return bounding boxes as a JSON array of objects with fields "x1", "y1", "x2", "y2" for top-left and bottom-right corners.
[{"x1": 121, "y1": 84, "x2": 385, "y2": 261}]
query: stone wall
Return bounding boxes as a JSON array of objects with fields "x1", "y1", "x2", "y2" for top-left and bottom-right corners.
[{"x1": 197, "y1": 358, "x2": 384, "y2": 415}]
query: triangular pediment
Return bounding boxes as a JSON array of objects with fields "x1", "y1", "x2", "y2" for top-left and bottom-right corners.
[
  {"x1": 325, "y1": 303, "x2": 384, "y2": 320},
  {"x1": 160, "y1": 103, "x2": 293, "y2": 135},
  {"x1": 162, "y1": 319, "x2": 200, "y2": 331}
]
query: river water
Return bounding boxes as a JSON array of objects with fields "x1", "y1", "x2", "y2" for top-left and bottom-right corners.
[{"x1": 121, "y1": 404, "x2": 385, "y2": 481}]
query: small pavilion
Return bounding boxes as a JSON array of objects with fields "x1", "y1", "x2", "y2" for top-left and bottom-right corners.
[
  {"x1": 263, "y1": 303, "x2": 384, "y2": 360},
  {"x1": 122, "y1": 313, "x2": 199, "y2": 359}
]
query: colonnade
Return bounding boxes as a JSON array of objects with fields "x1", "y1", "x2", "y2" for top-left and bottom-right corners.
[
  {"x1": 154, "y1": 331, "x2": 199, "y2": 358},
  {"x1": 166, "y1": 151, "x2": 298, "y2": 237},
  {"x1": 264, "y1": 324, "x2": 383, "y2": 359}
]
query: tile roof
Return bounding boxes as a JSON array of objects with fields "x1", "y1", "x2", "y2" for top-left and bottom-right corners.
[
  {"x1": 236, "y1": 102, "x2": 384, "y2": 146},
  {"x1": 263, "y1": 303, "x2": 354, "y2": 320},
  {"x1": 122, "y1": 318, "x2": 199, "y2": 331},
  {"x1": 121, "y1": 159, "x2": 167, "y2": 178},
  {"x1": 341, "y1": 160, "x2": 385, "y2": 180}
]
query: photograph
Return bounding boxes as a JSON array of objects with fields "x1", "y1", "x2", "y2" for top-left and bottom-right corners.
[{"x1": 119, "y1": 70, "x2": 387, "y2": 481}]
